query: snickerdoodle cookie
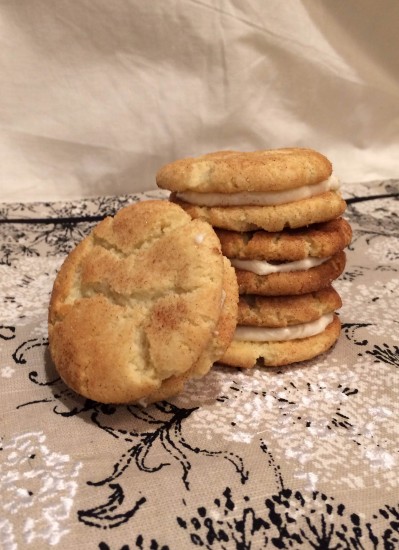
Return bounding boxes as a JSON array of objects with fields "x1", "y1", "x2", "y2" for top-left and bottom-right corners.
[
  {"x1": 157, "y1": 148, "x2": 346, "y2": 232},
  {"x1": 220, "y1": 315, "x2": 341, "y2": 369},
  {"x1": 237, "y1": 286, "x2": 342, "y2": 328},
  {"x1": 220, "y1": 287, "x2": 342, "y2": 369},
  {"x1": 48, "y1": 200, "x2": 238, "y2": 404},
  {"x1": 216, "y1": 219, "x2": 351, "y2": 295}
]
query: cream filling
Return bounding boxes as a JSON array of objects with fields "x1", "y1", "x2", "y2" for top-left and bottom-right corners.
[
  {"x1": 231, "y1": 256, "x2": 329, "y2": 276},
  {"x1": 176, "y1": 174, "x2": 340, "y2": 206},
  {"x1": 234, "y1": 313, "x2": 334, "y2": 342}
]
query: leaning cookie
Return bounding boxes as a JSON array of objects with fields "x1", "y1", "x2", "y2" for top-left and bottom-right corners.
[
  {"x1": 48, "y1": 200, "x2": 238, "y2": 404},
  {"x1": 220, "y1": 288, "x2": 342, "y2": 368},
  {"x1": 157, "y1": 148, "x2": 346, "y2": 232}
]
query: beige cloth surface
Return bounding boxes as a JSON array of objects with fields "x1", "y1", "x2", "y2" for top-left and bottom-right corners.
[
  {"x1": 0, "y1": 181, "x2": 398, "y2": 549},
  {"x1": 1, "y1": 0, "x2": 399, "y2": 202}
]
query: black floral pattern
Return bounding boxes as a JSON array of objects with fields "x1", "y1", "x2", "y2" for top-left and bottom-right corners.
[
  {"x1": 1, "y1": 182, "x2": 398, "y2": 549},
  {"x1": 99, "y1": 537, "x2": 170, "y2": 550},
  {"x1": 0, "y1": 191, "x2": 167, "y2": 265},
  {"x1": 367, "y1": 343, "x2": 399, "y2": 367},
  {"x1": 177, "y1": 484, "x2": 399, "y2": 549}
]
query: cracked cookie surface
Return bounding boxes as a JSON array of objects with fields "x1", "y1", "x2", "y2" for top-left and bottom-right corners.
[
  {"x1": 156, "y1": 148, "x2": 332, "y2": 193},
  {"x1": 238, "y1": 286, "x2": 342, "y2": 328},
  {"x1": 216, "y1": 218, "x2": 352, "y2": 261},
  {"x1": 172, "y1": 191, "x2": 346, "y2": 232},
  {"x1": 48, "y1": 200, "x2": 237, "y2": 404},
  {"x1": 235, "y1": 251, "x2": 346, "y2": 295}
]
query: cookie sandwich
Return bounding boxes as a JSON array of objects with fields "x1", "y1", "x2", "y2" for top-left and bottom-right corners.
[
  {"x1": 156, "y1": 148, "x2": 346, "y2": 232},
  {"x1": 216, "y1": 217, "x2": 352, "y2": 296},
  {"x1": 157, "y1": 147, "x2": 352, "y2": 368},
  {"x1": 48, "y1": 200, "x2": 238, "y2": 404},
  {"x1": 221, "y1": 287, "x2": 343, "y2": 368}
]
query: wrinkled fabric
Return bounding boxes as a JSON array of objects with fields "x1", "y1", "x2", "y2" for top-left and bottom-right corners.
[{"x1": 1, "y1": 0, "x2": 399, "y2": 202}]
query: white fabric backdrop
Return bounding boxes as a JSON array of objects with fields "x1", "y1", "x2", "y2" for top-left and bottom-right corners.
[{"x1": 1, "y1": 0, "x2": 399, "y2": 202}]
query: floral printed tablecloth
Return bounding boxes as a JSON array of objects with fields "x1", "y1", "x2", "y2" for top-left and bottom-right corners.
[{"x1": 1, "y1": 181, "x2": 398, "y2": 550}]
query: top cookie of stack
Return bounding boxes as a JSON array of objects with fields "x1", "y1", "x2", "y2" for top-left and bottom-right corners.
[
  {"x1": 157, "y1": 148, "x2": 346, "y2": 232},
  {"x1": 157, "y1": 148, "x2": 352, "y2": 369}
]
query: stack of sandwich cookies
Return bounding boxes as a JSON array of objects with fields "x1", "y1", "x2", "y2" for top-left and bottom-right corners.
[
  {"x1": 48, "y1": 200, "x2": 238, "y2": 404},
  {"x1": 156, "y1": 148, "x2": 352, "y2": 368}
]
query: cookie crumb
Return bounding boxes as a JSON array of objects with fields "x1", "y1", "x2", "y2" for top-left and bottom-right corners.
[{"x1": 194, "y1": 233, "x2": 205, "y2": 244}]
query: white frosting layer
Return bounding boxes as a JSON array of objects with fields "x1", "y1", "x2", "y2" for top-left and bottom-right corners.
[
  {"x1": 231, "y1": 256, "x2": 329, "y2": 275},
  {"x1": 176, "y1": 175, "x2": 340, "y2": 206},
  {"x1": 234, "y1": 313, "x2": 334, "y2": 342}
]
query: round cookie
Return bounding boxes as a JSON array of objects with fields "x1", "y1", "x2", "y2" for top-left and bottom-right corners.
[
  {"x1": 157, "y1": 148, "x2": 332, "y2": 193},
  {"x1": 216, "y1": 218, "x2": 352, "y2": 262},
  {"x1": 236, "y1": 251, "x2": 346, "y2": 296},
  {"x1": 220, "y1": 314, "x2": 341, "y2": 369},
  {"x1": 238, "y1": 286, "x2": 342, "y2": 328},
  {"x1": 48, "y1": 200, "x2": 238, "y2": 404},
  {"x1": 172, "y1": 191, "x2": 346, "y2": 232},
  {"x1": 158, "y1": 147, "x2": 345, "y2": 232}
]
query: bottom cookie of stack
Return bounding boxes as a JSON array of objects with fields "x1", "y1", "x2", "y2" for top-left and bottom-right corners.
[{"x1": 220, "y1": 287, "x2": 342, "y2": 369}]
